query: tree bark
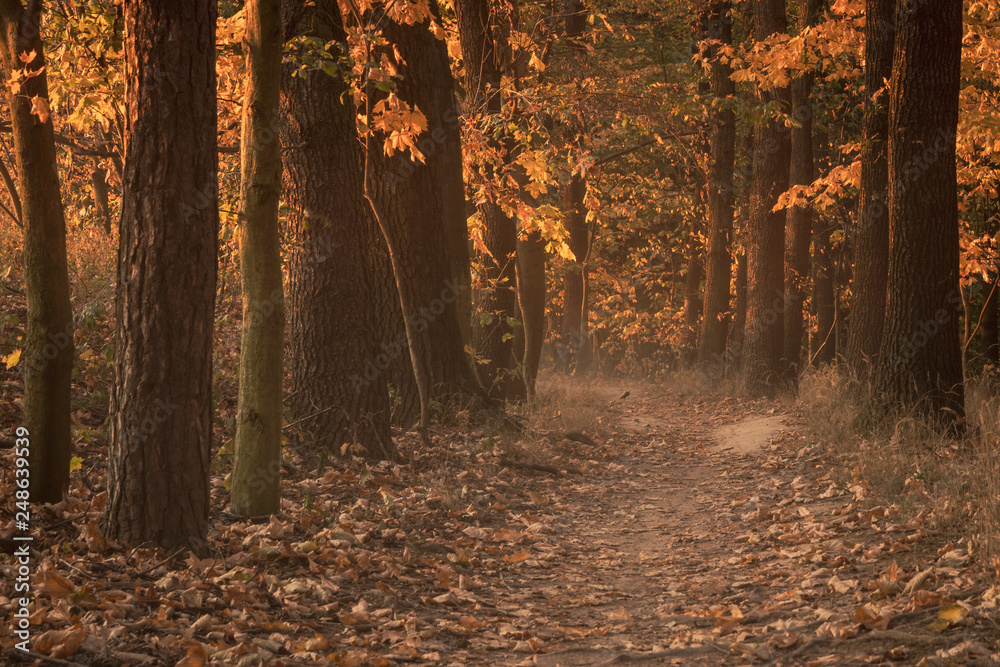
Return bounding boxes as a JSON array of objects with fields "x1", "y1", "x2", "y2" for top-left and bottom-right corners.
[
  {"x1": 0, "y1": 0, "x2": 74, "y2": 503},
  {"x1": 231, "y1": 0, "x2": 285, "y2": 517},
  {"x1": 698, "y1": 0, "x2": 736, "y2": 368},
  {"x1": 782, "y1": 0, "x2": 820, "y2": 377},
  {"x1": 741, "y1": 0, "x2": 790, "y2": 395},
  {"x1": 107, "y1": 0, "x2": 218, "y2": 550},
  {"x1": 846, "y1": 0, "x2": 895, "y2": 372},
  {"x1": 812, "y1": 219, "x2": 837, "y2": 364},
  {"x1": 281, "y1": 0, "x2": 394, "y2": 459},
  {"x1": 516, "y1": 230, "x2": 546, "y2": 396},
  {"x1": 364, "y1": 1, "x2": 485, "y2": 414},
  {"x1": 732, "y1": 251, "x2": 747, "y2": 357},
  {"x1": 562, "y1": 172, "x2": 590, "y2": 372},
  {"x1": 681, "y1": 251, "x2": 702, "y2": 365},
  {"x1": 456, "y1": 0, "x2": 520, "y2": 400},
  {"x1": 873, "y1": 0, "x2": 964, "y2": 425}
]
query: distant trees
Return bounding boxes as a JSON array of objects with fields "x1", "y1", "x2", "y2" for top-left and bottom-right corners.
[
  {"x1": 873, "y1": 0, "x2": 964, "y2": 423},
  {"x1": 106, "y1": 0, "x2": 218, "y2": 549},
  {"x1": 0, "y1": 0, "x2": 74, "y2": 503},
  {"x1": 698, "y1": 0, "x2": 736, "y2": 367}
]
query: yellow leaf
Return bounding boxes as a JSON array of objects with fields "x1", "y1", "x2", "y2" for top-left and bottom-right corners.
[
  {"x1": 529, "y1": 52, "x2": 546, "y2": 72},
  {"x1": 3, "y1": 348, "x2": 21, "y2": 369},
  {"x1": 69, "y1": 456, "x2": 83, "y2": 473},
  {"x1": 937, "y1": 604, "x2": 969, "y2": 623},
  {"x1": 18, "y1": 49, "x2": 36, "y2": 63},
  {"x1": 30, "y1": 94, "x2": 50, "y2": 124}
]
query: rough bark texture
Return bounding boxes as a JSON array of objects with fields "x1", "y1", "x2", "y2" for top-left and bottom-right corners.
[
  {"x1": 0, "y1": 0, "x2": 74, "y2": 503},
  {"x1": 366, "y1": 2, "x2": 484, "y2": 409},
  {"x1": 231, "y1": 0, "x2": 285, "y2": 517},
  {"x1": 516, "y1": 231, "x2": 546, "y2": 396},
  {"x1": 741, "y1": 0, "x2": 790, "y2": 395},
  {"x1": 697, "y1": 1, "x2": 736, "y2": 368},
  {"x1": 782, "y1": 0, "x2": 819, "y2": 377},
  {"x1": 107, "y1": 0, "x2": 218, "y2": 550},
  {"x1": 846, "y1": 0, "x2": 895, "y2": 372},
  {"x1": 456, "y1": 0, "x2": 520, "y2": 399},
  {"x1": 281, "y1": 0, "x2": 394, "y2": 459},
  {"x1": 874, "y1": 0, "x2": 964, "y2": 424}
]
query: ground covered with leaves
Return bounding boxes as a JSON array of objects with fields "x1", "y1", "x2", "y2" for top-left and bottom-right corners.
[{"x1": 2, "y1": 379, "x2": 1000, "y2": 666}]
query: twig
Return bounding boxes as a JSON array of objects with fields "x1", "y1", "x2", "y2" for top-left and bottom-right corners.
[{"x1": 4, "y1": 649, "x2": 90, "y2": 667}]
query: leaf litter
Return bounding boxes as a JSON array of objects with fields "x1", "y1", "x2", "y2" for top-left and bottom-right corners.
[{"x1": 1, "y1": 382, "x2": 999, "y2": 665}]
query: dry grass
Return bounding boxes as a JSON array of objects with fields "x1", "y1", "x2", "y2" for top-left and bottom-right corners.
[{"x1": 798, "y1": 366, "x2": 993, "y2": 570}]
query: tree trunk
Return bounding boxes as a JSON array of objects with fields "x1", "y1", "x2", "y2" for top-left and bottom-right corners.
[
  {"x1": 812, "y1": 219, "x2": 837, "y2": 364},
  {"x1": 231, "y1": 0, "x2": 285, "y2": 517},
  {"x1": 782, "y1": 0, "x2": 819, "y2": 378},
  {"x1": 698, "y1": 0, "x2": 736, "y2": 368},
  {"x1": 741, "y1": 0, "x2": 790, "y2": 395},
  {"x1": 982, "y1": 278, "x2": 999, "y2": 365},
  {"x1": 516, "y1": 231, "x2": 546, "y2": 396},
  {"x1": 456, "y1": 0, "x2": 520, "y2": 400},
  {"x1": 731, "y1": 251, "x2": 747, "y2": 358},
  {"x1": 91, "y1": 164, "x2": 112, "y2": 234},
  {"x1": 364, "y1": 2, "x2": 484, "y2": 414},
  {"x1": 874, "y1": 0, "x2": 964, "y2": 425},
  {"x1": 107, "y1": 0, "x2": 218, "y2": 550},
  {"x1": 0, "y1": 0, "x2": 74, "y2": 503},
  {"x1": 562, "y1": 173, "x2": 589, "y2": 371},
  {"x1": 281, "y1": 0, "x2": 394, "y2": 459},
  {"x1": 846, "y1": 0, "x2": 895, "y2": 372},
  {"x1": 681, "y1": 251, "x2": 702, "y2": 365}
]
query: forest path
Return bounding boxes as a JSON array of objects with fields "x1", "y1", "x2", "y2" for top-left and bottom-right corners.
[{"x1": 489, "y1": 382, "x2": 995, "y2": 667}]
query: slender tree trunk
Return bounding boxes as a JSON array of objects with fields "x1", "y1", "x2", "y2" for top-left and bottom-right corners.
[
  {"x1": 516, "y1": 231, "x2": 546, "y2": 396},
  {"x1": 742, "y1": 0, "x2": 791, "y2": 395},
  {"x1": 231, "y1": 0, "x2": 284, "y2": 517},
  {"x1": 782, "y1": 0, "x2": 820, "y2": 378},
  {"x1": 562, "y1": 173, "x2": 589, "y2": 370},
  {"x1": 365, "y1": 2, "x2": 485, "y2": 412},
  {"x1": 846, "y1": 0, "x2": 895, "y2": 372},
  {"x1": 107, "y1": 0, "x2": 218, "y2": 550},
  {"x1": 0, "y1": 0, "x2": 74, "y2": 503},
  {"x1": 456, "y1": 0, "x2": 520, "y2": 400},
  {"x1": 91, "y1": 164, "x2": 112, "y2": 235},
  {"x1": 281, "y1": 0, "x2": 394, "y2": 459},
  {"x1": 698, "y1": 0, "x2": 736, "y2": 367},
  {"x1": 982, "y1": 278, "x2": 999, "y2": 365},
  {"x1": 681, "y1": 251, "x2": 703, "y2": 365},
  {"x1": 731, "y1": 251, "x2": 748, "y2": 358},
  {"x1": 874, "y1": 0, "x2": 964, "y2": 425},
  {"x1": 812, "y1": 220, "x2": 837, "y2": 364}
]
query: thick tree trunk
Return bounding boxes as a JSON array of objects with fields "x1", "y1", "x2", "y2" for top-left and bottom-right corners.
[
  {"x1": 231, "y1": 0, "x2": 285, "y2": 517},
  {"x1": 698, "y1": 0, "x2": 736, "y2": 368},
  {"x1": 281, "y1": 0, "x2": 394, "y2": 459},
  {"x1": 456, "y1": 0, "x2": 520, "y2": 400},
  {"x1": 782, "y1": 0, "x2": 819, "y2": 378},
  {"x1": 741, "y1": 0, "x2": 790, "y2": 395},
  {"x1": 731, "y1": 251, "x2": 748, "y2": 358},
  {"x1": 874, "y1": 0, "x2": 964, "y2": 425},
  {"x1": 107, "y1": 0, "x2": 218, "y2": 550},
  {"x1": 846, "y1": 0, "x2": 895, "y2": 372},
  {"x1": 365, "y1": 2, "x2": 484, "y2": 413},
  {"x1": 516, "y1": 231, "x2": 546, "y2": 396},
  {"x1": 0, "y1": 0, "x2": 74, "y2": 503}
]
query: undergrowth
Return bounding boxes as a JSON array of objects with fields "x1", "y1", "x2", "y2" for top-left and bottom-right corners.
[{"x1": 799, "y1": 365, "x2": 997, "y2": 577}]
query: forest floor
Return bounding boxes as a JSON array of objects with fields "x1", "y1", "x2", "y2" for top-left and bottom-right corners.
[{"x1": 2, "y1": 377, "x2": 1000, "y2": 666}]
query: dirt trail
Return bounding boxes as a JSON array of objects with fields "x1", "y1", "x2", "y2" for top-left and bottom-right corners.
[{"x1": 487, "y1": 383, "x2": 997, "y2": 666}]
